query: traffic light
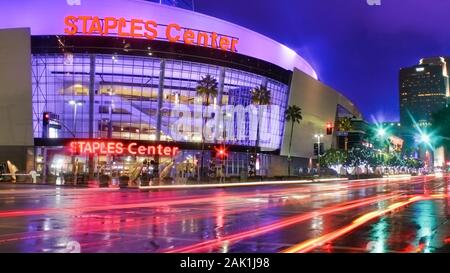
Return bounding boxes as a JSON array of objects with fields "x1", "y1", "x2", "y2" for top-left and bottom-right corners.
[
  {"x1": 326, "y1": 122, "x2": 333, "y2": 135},
  {"x1": 42, "y1": 112, "x2": 51, "y2": 138},
  {"x1": 43, "y1": 112, "x2": 50, "y2": 126},
  {"x1": 214, "y1": 145, "x2": 228, "y2": 160}
]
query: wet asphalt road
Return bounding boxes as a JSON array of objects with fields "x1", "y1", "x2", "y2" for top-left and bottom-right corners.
[{"x1": 0, "y1": 175, "x2": 448, "y2": 253}]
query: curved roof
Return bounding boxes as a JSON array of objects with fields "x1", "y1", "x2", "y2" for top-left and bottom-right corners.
[{"x1": 0, "y1": 0, "x2": 318, "y2": 79}]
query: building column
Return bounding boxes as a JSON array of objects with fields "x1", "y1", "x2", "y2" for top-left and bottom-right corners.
[
  {"x1": 88, "y1": 54, "x2": 96, "y2": 179},
  {"x1": 214, "y1": 67, "x2": 226, "y2": 142},
  {"x1": 154, "y1": 59, "x2": 165, "y2": 182},
  {"x1": 155, "y1": 59, "x2": 165, "y2": 142},
  {"x1": 89, "y1": 54, "x2": 96, "y2": 138},
  {"x1": 217, "y1": 67, "x2": 225, "y2": 106}
]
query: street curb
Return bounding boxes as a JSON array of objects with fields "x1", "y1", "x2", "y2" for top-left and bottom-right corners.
[
  {"x1": 138, "y1": 177, "x2": 349, "y2": 190},
  {"x1": 138, "y1": 174, "x2": 424, "y2": 191}
]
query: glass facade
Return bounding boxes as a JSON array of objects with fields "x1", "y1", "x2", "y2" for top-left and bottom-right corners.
[
  {"x1": 32, "y1": 53, "x2": 288, "y2": 149},
  {"x1": 31, "y1": 52, "x2": 289, "y2": 178}
]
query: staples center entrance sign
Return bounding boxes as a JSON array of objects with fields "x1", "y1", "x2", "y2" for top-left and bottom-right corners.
[
  {"x1": 64, "y1": 15, "x2": 239, "y2": 52},
  {"x1": 69, "y1": 140, "x2": 179, "y2": 156}
]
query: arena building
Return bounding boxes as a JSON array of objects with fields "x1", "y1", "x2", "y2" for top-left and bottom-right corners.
[{"x1": 0, "y1": 0, "x2": 361, "y2": 183}]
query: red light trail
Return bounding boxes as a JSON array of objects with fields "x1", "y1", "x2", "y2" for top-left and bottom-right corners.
[
  {"x1": 281, "y1": 194, "x2": 450, "y2": 253},
  {"x1": 0, "y1": 186, "x2": 392, "y2": 245},
  {"x1": 165, "y1": 193, "x2": 401, "y2": 253},
  {"x1": 0, "y1": 176, "x2": 423, "y2": 219}
]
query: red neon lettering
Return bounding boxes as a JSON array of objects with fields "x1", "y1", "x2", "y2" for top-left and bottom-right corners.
[
  {"x1": 78, "y1": 141, "x2": 86, "y2": 153},
  {"x1": 230, "y1": 39, "x2": 239, "y2": 52},
  {"x1": 138, "y1": 146, "x2": 147, "y2": 155},
  {"x1": 197, "y1": 32, "x2": 208, "y2": 47},
  {"x1": 100, "y1": 142, "x2": 108, "y2": 154},
  {"x1": 69, "y1": 141, "x2": 77, "y2": 153},
  {"x1": 118, "y1": 18, "x2": 130, "y2": 37},
  {"x1": 219, "y1": 36, "x2": 230, "y2": 51},
  {"x1": 147, "y1": 146, "x2": 156, "y2": 155},
  {"x1": 130, "y1": 19, "x2": 144, "y2": 38},
  {"x1": 163, "y1": 147, "x2": 172, "y2": 156},
  {"x1": 84, "y1": 142, "x2": 93, "y2": 153},
  {"x1": 166, "y1": 23, "x2": 181, "y2": 42},
  {"x1": 183, "y1": 29, "x2": 195, "y2": 45},
  {"x1": 128, "y1": 143, "x2": 137, "y2": 155},
  {"x1": 210, "y1": 32, "x2": 218, "y2": 49},
  {"x1": 64, "y1": 16, "x2": 238, "y2": 52},
  {"x1": 67, "y1": 141, "x2": 178, "y2": 156},
  {"x1": 88, "y1": 16, "x2": 102, "y2": 35},
  {"x1": 92, "y1": 142, "x2": 100, "y2": 153},
  {"x1": 64, "y1": 16, "x2": 78, "y2": 35},
  {"x1": 116, "y1": 143, "x2": 124, "y2": 154},
  {"x1": 156, "y1": 145, "x2": 164, "y2": 156},
  {"x1": 78, "y1": 16, "x2": 92, "y2": 34},
  {"x1": 103, "y1": 17, "x2": 118, "y2": 35},
  {"x1": 107, "y1": 142, "x2": 115, "y2": 154},
  {"x1": 144, "y1": 20, "x2": 158, "y2": 40}
]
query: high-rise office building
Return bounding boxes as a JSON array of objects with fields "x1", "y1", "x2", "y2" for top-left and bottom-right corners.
[{"x1": 399, "y1": 57, "x2": 449, "y2": 129}]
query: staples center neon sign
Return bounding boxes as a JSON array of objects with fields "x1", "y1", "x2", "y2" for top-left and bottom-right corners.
[
  {"x1": 69, "y1": 141, "x2": 179, "y2": 156},
  {"x1": 64, "y1": 15, "x2": 239, "y2": 52}
]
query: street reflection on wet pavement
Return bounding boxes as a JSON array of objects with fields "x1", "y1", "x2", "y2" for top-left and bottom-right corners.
[{"x1": 0, "y1": 174, "x2": 448, "y2": 253}]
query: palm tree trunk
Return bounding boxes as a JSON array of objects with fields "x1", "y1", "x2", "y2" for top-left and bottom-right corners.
[
  {"x1": 254, "y1": 105, "x2": 261, "y2": 178},
  {"x1": 288, "y1": 121, "x2": 294, "y2": 176},
  {"x1": 255, "y1": 107, "x2": 260, "y2": 153},
  {"x1": 199, "y1": 96, "x2": 210, "y2": 183}
]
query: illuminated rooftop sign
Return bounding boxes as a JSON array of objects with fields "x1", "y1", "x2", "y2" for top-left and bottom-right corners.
[{"x1": 64, "y1": 15, "x2": 239, "y2": 52}]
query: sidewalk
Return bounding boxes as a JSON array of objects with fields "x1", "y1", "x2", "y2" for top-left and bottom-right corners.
[
  {"x1": 138, "y1": 174, "x2": 419, "y2": 191},
  {"x1": 138, "y1": 177, "x2": 350, "y2": 190},
  {"x1": 0, "y1": 174, "x2": 421, "y2": 192}
]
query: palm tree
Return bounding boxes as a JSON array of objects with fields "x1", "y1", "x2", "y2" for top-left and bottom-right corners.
[
  {"x1": 250, "y1": 85, "x2": 271, "y2": 176},
  {"x1": 196, "y1": 74, "x2": 218, "y2": 182},
  {"x1": 285, "y1": 105, "x2": 303, "y2": 176},
  {"x1": 338, "y1": 117, "x2": 353, "y2": 151}
]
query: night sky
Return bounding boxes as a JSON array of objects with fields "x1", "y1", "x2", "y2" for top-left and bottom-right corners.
[{"x1": 194, "y1": 0, "x2": 450, "y2": 122}]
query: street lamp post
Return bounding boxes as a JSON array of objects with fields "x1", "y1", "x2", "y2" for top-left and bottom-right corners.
[{"x1": 314, "y1": 134, "x2": 324, "y2": 176}]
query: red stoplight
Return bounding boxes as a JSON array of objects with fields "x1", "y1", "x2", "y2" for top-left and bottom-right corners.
[
  {"x1": 214, "y1": 146, "x2": 228, "y2": 160},
  {"x1": 43, "y1": 112, "x2": 50, "y2": 126},
  {"x1": 326, "y1": 122, "x2": 333, "y2": 135}
]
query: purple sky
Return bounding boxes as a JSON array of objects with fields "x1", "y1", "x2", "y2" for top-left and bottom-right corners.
[{"x1": 195, "y1": 0, "x2": 450, "y2": 122}]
